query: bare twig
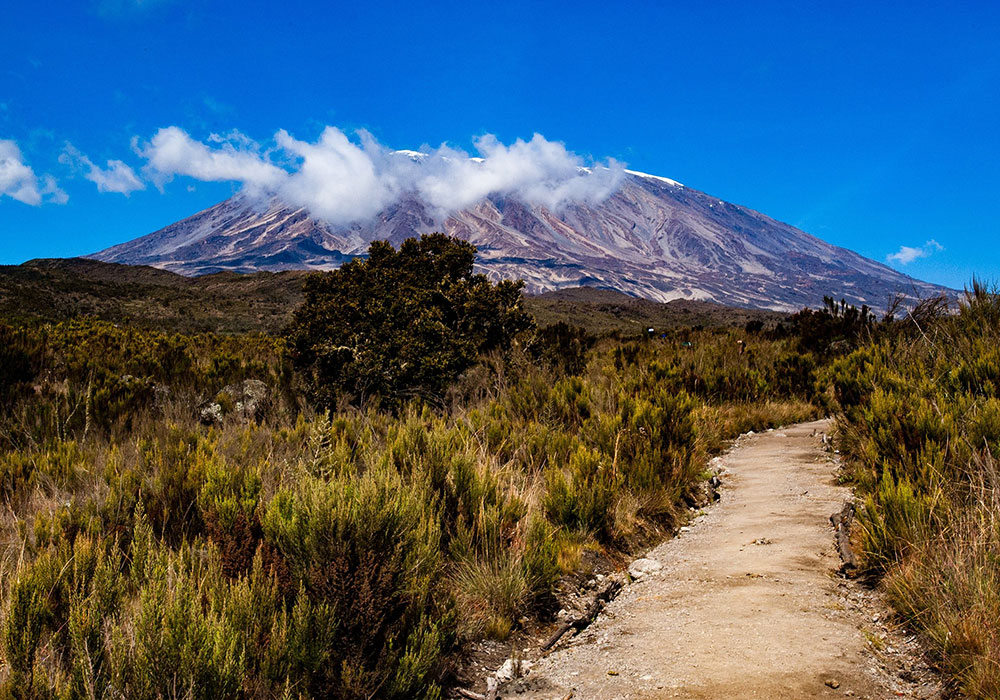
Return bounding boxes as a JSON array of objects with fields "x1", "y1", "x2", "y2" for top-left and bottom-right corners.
[
  {"x1": 455, "y1": 690, "x2": 485, "y2": 700},
  {"x1": 542, "y1": 578, "x2": 623, "y2": 651}
]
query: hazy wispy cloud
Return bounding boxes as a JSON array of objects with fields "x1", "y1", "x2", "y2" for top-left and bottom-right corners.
[
  {"x1": 96, "y1": 0, "x2": 173, "y2": 17},
  {"x1": 60, "y1": 143, "x2": 145, "y2": 195},
  {"x1": 136, "y1": 126, "x2": 625, "y2": 226},
  {"x1": 0, "y1": 139, "x2": 67, "y2": 205},
  {"x1": 202, "y1": 96, "x2": 234, "y2": 116},
  {"x1": 887, "y1": 239, "x2": 944, "y2": 265}
]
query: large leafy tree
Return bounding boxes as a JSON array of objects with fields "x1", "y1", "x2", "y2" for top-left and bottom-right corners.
[{"x1": 286, "y1": 234, "x2": 534, "y2": 408}]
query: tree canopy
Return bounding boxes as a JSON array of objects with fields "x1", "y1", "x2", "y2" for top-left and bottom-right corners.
[{"x1": 286, "y1": 233, "x2": 534, "y2": 408}]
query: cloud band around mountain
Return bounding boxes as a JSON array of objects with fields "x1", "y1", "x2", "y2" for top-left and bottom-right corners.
[{"x1": 137, "y1": 126, "x2": 626, "y2": 225}]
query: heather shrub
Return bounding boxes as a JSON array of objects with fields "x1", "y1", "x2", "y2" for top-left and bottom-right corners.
[
  {"x1": 110, "y1": 556, "x2": 245, "y2": 700},
  {"x1": 2, "y1": 555, "x2": 54, "y2": 692},
  {"x1": 135, "y1": 427, "x2": 211, "y2": 544},
  {"x1": 0, "y1": 286, "x2": 833, "y2": 697},
  {"x1": 199, "y1": 456, "x2": 263, "y2": 578},
  {"x1": 0, "y1": 323, "x2": 39, "y2": 408},
  {"x1": 544, "y1": 445, "x2": 617, "y2": 537},
  {"x1": 773, "y1": 295, "x2": 875, "y2": 356},
  {"x1": 261, "y1": 466, "x2": 448, "y2": 698},
  {"x1": 529, "y1": 322, "x2": 595, "y2": 376},
  {"x1": 883, "y1": 454, "x2": 1000, "y2": 698},
  {"x1": 830, "y1": 281, "x2": 1000, "y2": 696}
]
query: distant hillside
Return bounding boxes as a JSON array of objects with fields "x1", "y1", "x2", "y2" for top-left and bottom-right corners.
[
  {"x1": 0, "y1": 258, "x2": 309, "y2": 334},
  {"x1": 0, "y1": 259, "x2": 785, "y2": 336},
  {"x1": 527, "y1": 287, "x2": 785, "y2": 335}
]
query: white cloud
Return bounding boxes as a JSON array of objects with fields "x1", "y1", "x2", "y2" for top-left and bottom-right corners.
[
  {"x1": 274, "y1": 127, "x2": 401, "y2": 223},
  {"x1": 136, "y1": 126, "x2": 625, "y2": 226},
  {"x1": 886, "y1": 239, "x2": 944, "y2": 266},
  {"x1": 414, "y1": 133, "x2": 623, "y2": 217},
  {"x1": 40, "y1": 175, "x2": 69, "y2": 205},
  {"x1": 60, "y1": 143, "x2": 145, "y2": 195},
  {"x1": 0, "y1": 139, "x2": 67, "y2": 205},
  {"x1": 140, "y1": 126, "x2": 285, "y2": 193}
]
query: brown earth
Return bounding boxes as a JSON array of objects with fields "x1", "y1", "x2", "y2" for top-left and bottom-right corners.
[{"x1": 503, "y1": 420, "x2": 944, "y2": 700}]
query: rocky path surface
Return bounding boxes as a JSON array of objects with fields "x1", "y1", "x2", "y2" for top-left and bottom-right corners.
[{"x1": 506, "y1": 420, "x2": 943, "y2": 700}]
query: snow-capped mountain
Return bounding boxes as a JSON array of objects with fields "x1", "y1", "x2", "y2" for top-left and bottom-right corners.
[{"x1": 89, "y1": 170, "x2": 949, "y2": 310}]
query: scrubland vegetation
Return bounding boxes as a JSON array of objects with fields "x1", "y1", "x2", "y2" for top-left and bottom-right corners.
[
  {"x1": 10, "y1": 234, "x2": 993, "y2": 698},
  {"x1": 0, "y1": 258, "x2": 781, "y2": 337},
  {"x1": 0, "y1": 237, "x2": 828, "y2": 699},
  {"x1": 830, "y1": 282, "x2": 1000, "y2": 698}
]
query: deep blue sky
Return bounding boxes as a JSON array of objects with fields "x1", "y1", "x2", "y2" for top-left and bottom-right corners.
[{"x1": 2, "y1": 0, "x2": 998, "y2": 290}]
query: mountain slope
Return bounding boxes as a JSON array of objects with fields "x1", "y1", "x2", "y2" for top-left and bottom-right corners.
[{"x1": 90, "y1": 171, "x2": 949, "y2": 310}]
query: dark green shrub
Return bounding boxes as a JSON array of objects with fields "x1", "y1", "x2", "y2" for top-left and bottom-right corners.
[
  {"x1": 544, "y1": 446, "x2": 617, "y2": 538},
  {"x1": 0, "y1": 324, "x2": 39, "y2": 408},
  {"x1": 776, "y1": 295, "x2": 875, "y2": 356},
  {"x1": 286, "y1": 234, "x2": 533, "y2": 409},
  {"x1": 111, "y1": 565, "x2": 245, "y2": 700},
  {"x1": 137, "y1": 427, "x2": 211, "y2": 544},
  {"x1": 530, "y1": 322, "x2": 595, "y2": 375},
  {"x1": 2, "y1": 566, "x2": 50, "y2": 692}
]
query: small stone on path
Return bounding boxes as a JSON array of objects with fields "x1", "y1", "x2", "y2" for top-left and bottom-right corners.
[{"x1": 628, "y1": 558, "x2": 662, "y2": 578}]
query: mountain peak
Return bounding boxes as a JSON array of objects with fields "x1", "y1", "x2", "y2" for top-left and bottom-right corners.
[{"x1": 89, "y1": 171, "x2": 950, "y2": 310}]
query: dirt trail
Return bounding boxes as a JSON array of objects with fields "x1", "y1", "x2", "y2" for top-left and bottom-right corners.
[{"x1": 509, "y1": 420, "x2": 941, "y2": 700}]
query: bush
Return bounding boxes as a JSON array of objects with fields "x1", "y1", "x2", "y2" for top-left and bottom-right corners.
[
  {"x1": 199, "y1": 456, "x2": 263, "y2": 578},
  {"x1": 544, "y1": 446, "x2": 617, "y2": 538},
  {"x1": 775, "y1": 295, "x2": 875, "y2": 356},
  {"x1": 530, "y1": 322, "x2": 595, "y2": 375},
  {"x1": 262, "y1": 467, "x2": 448, "y2": 698},
  {"x1": 286, "y1": 234, "x2": 533, "y2": 409},
  {"x1": 111, "y1": 561, "x2": 245, "y2": 699},
  {"x1": 830, "y1": 282, "x2": 1000, "y2": 696},
  {"x1": 0, "y1": 324, "x2": 39, "y2": 408}
]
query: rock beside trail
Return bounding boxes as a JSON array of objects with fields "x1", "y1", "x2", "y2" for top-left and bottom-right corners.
[
  {"x1": 628, "y1": 558, "x2": 663, "y2": 579},
  {"x1": 199, "y1": 379, "x2": 269, "y2": 425},
  {"x1": 687, "y1": 473, "x2": 723, "y2": 507},
  {"x1": 495, "y1": 658, "x2": 533, "y2": 683}
]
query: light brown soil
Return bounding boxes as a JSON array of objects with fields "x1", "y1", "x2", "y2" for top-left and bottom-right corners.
[{"x1": 506, "y1": 420, "x2": 944, "y2": 700}]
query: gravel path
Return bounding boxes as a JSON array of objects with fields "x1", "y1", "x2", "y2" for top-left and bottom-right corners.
[{"x1": 506, "y1": 420, "x2": 943, "y2": 700}]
